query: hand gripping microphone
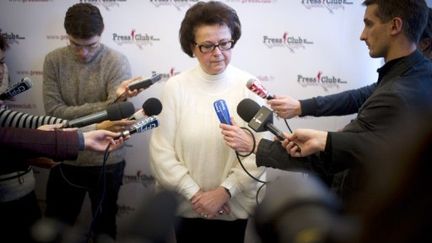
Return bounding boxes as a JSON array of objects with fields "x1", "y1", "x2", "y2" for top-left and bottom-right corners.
[
  {"x1": 213, "y1": 99, "x2": 232, "y2": 125},
  {"x1": 0, "y1": 77, "x2": 33, "y2": 100},
  {"x1": 65, "y1": 101, "x2": 135, "y2": 128},
  {"x1": 129, "y1": 97, "x2": 163, "y2": 120},
  {"x1": 120, "y1": 115, "x2": 159, "y2": 137},
  {"x1": 246, "y1": 79, "x2": 275, "y2": 100},
  {"x1": 237, "y1": 98, "x2": 285, "y2": 140}
]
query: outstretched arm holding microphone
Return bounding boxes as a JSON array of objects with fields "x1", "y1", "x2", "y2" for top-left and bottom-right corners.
[{"x1": 1, "y1": 126, "x2": 127, "y2": 162}]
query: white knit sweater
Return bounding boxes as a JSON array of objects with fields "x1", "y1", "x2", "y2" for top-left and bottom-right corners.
[{"x1": 149, "y1": 64, "x2": 269, "y2": 220}]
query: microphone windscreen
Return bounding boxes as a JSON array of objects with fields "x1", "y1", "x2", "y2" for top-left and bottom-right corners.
[
  {"x1": 142, "y1": 97, "x2": 163, "y2": 116},
  {"x1": 106, "y1": 102, "x2": 135, "y2": 120},
  {"x1": 124, "y1": 190, "x2": 178, "y2": 242},
  {"x1": 237, "y1": 98, "x2": 261, "y2": 122},
  {"x1": 246, "y1": 79, "x2": 254, "y2": 89}
]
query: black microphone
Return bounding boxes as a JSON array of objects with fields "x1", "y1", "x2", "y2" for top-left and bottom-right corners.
[
  {"x1": 0, "y1": 77, "x2": 33, "y2": 100},
  {"x1": 246, "y1": 79, "x2": 275, "y2": 100},
  {"x1": 128, "y1": 73, "x2": 162, "y2": 91},
  {"x1": 122, "y1": 190, "x2": 178, "y2": 243},
  {"x1": 120, "y1": 115, "x2": 159, "y2": 137},
  {"x1": 254, "y1": 174, "x2": 349, "y2": 243},
  {"x1": 64, "y1": 101, "x2": 135, "y2": 128},
  {"x1": 129, "y1": 97, "x2": 163, "y2": 120},
  {"x1": 237, "y1": 98, "x2": 285, "y2": 140}
]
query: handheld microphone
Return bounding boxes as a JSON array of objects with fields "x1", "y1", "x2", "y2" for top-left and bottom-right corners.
[
  {"x1": 65, "y1": 101, "x2": 135, "y2": 128},
  {"x1": 237, "y1": 98, "x2": 285, "y2": 140},
  {"x1": 122, "y1": 190, "x2": 178, "y2": 243},
  {"x1": 213, "y1": 99, "x2": 232, "y2": 125},
  {"x1": 129, "y1": 97, "x2": 163, "y2": 120},
  {"x1": 0, "y1": 77, "x2": 33, "y2": 100},
  {"x1": 246, "y1": 79, "x2": 274, "y2": 100},
  {"x1": 255, "y1": 174, "x2": 344, "y2": 243},
  {"x1": 120, "y1": 115, "x2": 159, "y2": 137},
  {"x1": 128, "y1": 73, "x2": 162, "y2": 91}
]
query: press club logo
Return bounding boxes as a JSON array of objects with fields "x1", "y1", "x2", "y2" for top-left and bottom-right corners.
[
  {"x1": 297, "y1": 71, "x2": 348, "y2": 91},
  {"x1": 225, "y1": 0, "x2": 278, "y2": 3},
  {"x1": 150, "y1": 0, "x2": 198, "y2": 10},
  {"x1": 0, "y1": 30, "x2": 26, "y2": 45},
  {"x1": 123, "y1": 170, "x2": 155, "y2": 188},
  {"x1": 301, "y1": 0, "x2": 353, "y2": 13},
  {"x1": 79, "y1": 0, "x2": 127, "y2": 10},
  {"x1": 112, "y1": 29, "x2": 160, "y2": 49},
  {"x1": 263, "y1": 32, "x2": 314, "y2": 53}
]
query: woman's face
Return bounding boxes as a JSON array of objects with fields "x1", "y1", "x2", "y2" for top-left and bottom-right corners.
[{"x1": 192, "y1": 24, "x2": 233, "y2": 75}]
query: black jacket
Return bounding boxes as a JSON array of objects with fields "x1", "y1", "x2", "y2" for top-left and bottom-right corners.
[{"x1": 256, "y1": 50, "x2": 432, "y2": 200}]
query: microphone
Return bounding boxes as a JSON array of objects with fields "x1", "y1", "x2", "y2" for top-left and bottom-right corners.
[
  {"x1": 237, "y1": 98, "x2": 285, "y2": 140},
  {"x1": 0, "y1": 77, "x2": 33, "y2": 100},
  {"x1": 213, "y1": 99, "x2": 232, "y2": 125},
  {"x1": 246, "y1": 79, "x2": 274, "y2": 100},
  {"x1": 120, "y1": 115, "x2": 159, "y2": 137},
  {"x1": 254, "y1": 174, "x2": 349, "y2": 243},
  {"x1": 128, "y1": 73, "x2": 162, "y2": 91},
  {"x1": 129, "y1": 97, "x2": 163, "y2": 120},
  {"x1": 122, "y1": 190, "x2": 178, "y2": 243},
  {"x1": 65, "y1": 101, "x2": 135, "y2": 128}
]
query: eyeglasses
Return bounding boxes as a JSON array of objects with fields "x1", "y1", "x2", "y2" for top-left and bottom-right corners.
[
  {"x1": 194, "y1": 40, "x2": 235, "y2": 54},
  {"x1": 68, "y1": 39, "x2": 100, "y2": 52}
]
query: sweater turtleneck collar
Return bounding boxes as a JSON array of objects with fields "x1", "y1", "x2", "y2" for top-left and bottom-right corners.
[
  {"x1": 196, "y1": 64, "x2": 229, "y2": 83},
  {"x1": 193, "y1": 64, "x2": 232, "y2": 94}
]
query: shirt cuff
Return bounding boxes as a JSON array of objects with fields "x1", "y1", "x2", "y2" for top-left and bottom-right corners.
[
  {"x1": 299, "y1": 98, "x2": 318, "y2": 117},
  {"x1": 77, "y1": 131, "x2": 85, "y2": 151},
  {"x1": 221, "y1": 181, "x2": 238, "y2": 198}
]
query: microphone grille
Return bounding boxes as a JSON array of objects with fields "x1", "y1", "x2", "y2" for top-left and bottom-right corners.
[
  {"x1": 143, "y1": 97, "x2": 163, "y2": 116},
  {"x1": 21, "y1": 77, "x2": 33, "y2": 87},
  {"x1": 237, "y1": 98, "x2": 261, "y2": 122},
  {"x1": 107, "y1": 102, "x2": 135, "y2": 120},
  {"x1": 246, "y1": 79, "x2": 255, "y2": 88}
]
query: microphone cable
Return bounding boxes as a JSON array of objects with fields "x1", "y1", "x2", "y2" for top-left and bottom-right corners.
[
  {"x1": 283, "y1": 119, "x2": 293, "y2": 133},
  {"x1": 56, "y1": 135, "x2": 111, "y2": 242},
  {"x1": 234, "y1": 126, "x2": 269, "y2": 205},
  {"x1": 110, "y1": 91, "x2": 127, "y2": 104},
  {"x1": 84, "y1": 143, "x2": 110, "y2": 242}
]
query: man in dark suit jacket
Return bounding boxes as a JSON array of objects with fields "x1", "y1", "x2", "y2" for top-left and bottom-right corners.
[{"x1": 220, "y1": 0, "x2": 432, "y2": 202}]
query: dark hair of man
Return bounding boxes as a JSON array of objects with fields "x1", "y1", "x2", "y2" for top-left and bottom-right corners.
[
  {"x1": 420, "y1": 8, "x2": 432, "y2": 57},
  {"x1": 0, "y1": 34, "x2": 9, "y2": 51},
  {"x1": 179, "y1": 1, "x2": 241, "y2": 57},
  {"x1": 362, "y1": 0, "x2": 428, "y2": 43},
  {"x1": 421, "y1": 8, "x2": 432, "y2": 40},
  {"x1": 64, "y1": 3, "x2": 104, "y2": 39}
]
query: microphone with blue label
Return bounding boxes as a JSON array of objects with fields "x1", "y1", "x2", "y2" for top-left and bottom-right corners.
[
  {"x1": 120, "y1": 115, "x2": 159, "y2": 138},
  {"x1": 213, "y1": 99, "x2": 232, "y2": 125},
  {"x1": 0, "y1": 77, "x2": 33, "y2": 100}
]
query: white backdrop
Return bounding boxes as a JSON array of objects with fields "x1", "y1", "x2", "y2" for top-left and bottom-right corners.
[{"x1": 1, "y1": 0, "x2": 389, "y2": 241}]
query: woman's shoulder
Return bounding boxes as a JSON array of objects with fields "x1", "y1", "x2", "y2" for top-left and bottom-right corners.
[{"x1": 227, "y1": 64, "x2": 256, "y2": 79}]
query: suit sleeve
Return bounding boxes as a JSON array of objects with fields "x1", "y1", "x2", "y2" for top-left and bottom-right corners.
[
  {"x1": 300, "y1": 83, "x2": 376, "y2": 117},
  {"x1": 0, "y1": 128, "x2": 79, "y2": 161}
]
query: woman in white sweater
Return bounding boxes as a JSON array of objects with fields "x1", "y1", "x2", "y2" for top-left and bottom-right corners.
[{"x1": 149, "y1": 1, "x2": 268, "y2": 243}]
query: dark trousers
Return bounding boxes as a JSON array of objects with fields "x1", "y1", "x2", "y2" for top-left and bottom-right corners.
[
  {"x1": 45, "y1": 161, "x2": 125, "y2": 239},
  {"x1": 1, "y1": 191, "x2": 41, "y2": 243},
  {"x1": 175, "y1": 217, "x2": 248, "y2": 243}
]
